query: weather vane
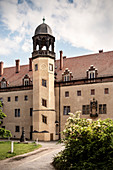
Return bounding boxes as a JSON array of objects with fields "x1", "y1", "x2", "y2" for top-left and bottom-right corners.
[{"x1": 43, "y1": 17, "x2": 45, "y2": 23}]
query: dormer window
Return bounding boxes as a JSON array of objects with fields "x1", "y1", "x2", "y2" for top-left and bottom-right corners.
[
  {"x1": 62, "y1": 68, "x2": 73, "y2": 82},
  {"x1": 86, "y1": 65, "x2": 98, "y2": 79},
  {"x1": 24, "y1": 79, "x2": 29, "y2": 86},
  {"x1": 23, "y1": 74, "x2": 31, "y2": 86},
  {"x1": 1, "y1": 77, "x2": 7, "y2": 88}
]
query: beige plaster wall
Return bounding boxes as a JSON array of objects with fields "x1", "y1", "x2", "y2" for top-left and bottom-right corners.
[
  {"x1": 0, "y1": 90, "x2": 33, "y2": 139},
  {"x1": 55, "y1": 82, "x2": 113, "y2": 133}
]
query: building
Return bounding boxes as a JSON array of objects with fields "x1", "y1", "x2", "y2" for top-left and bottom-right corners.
[{"x1": 0, "y1": 21, "x2": 113, "y2": 141}]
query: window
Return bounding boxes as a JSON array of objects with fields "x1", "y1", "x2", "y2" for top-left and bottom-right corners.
[
  {"x1": 65, "y1": 91, "x2": 69, "y2": 97},
  {"x1": 77, "y1": 90, "x2": 81, "y2": 96},
  {"x1": 15, "y1": 126, "x2": 20, "y2": 132},
  {"x1": 42, "y1": 115, "x2": 47, "y2": 124},
  {"x1": 104, "y1": 88, "x2": 109, "y2": 94},
  {"x1": 7, "y1": 97, "x2": 11, "y2": 102},
  {"x1": 49, "y1": 64, "x2": 53, "y2": 71},
  {"x1": 103, "y1": 104, "x2": 107, "y2": 114},
  {"x1": 64, "y1": 74, "x2": 70, "y2": 82},
  {"x1": 0, "y1": 98, "x2": 3, "y2": 105},
  {"x1": 35, "y1": 64, "x2": 38, "y2": 71},
  {"x1": 99, "y1": 104, "x2": 107, "y2": 114},
  {"x1": 99, "y1": 104, "x2": 102, "y2": 114},
  {"x1": 82, "y1": 105, "x2": 90, "y2": 115},
  {"x1": 2, "y1": 126, "x2": 5, "y2": 129},
  {"x1": 1, "y1": 81, "x2": 6, "y2": 88},
  {"x1": 91, "y1": 89, "x2": 95, "y2": 95},
  {"x1": 15, "y1": 109, "x2": 20, "y2": 117},
  {"x1": 30, "y1": 108, "x2": 33, "y2": 116},
  {"x1": 86, "y1": 65, "x2": 98, "y2": 79},
  {"x1": 42, "y1": 99, "x2": 47, "y2": 107},
  {"x1": 42, "y1": 79, "x2": 47, "y2": 87},
  {"x1": 15, "y1": 96, "x2": 18, "y2": 101},
  {"x1": 89, "y1": 72, "x2": 95, "y2": 79},
  {"x1": 63, "y1": 106, "x2": 70, "y2": 115},
  {"x1": 24, "y1": 79, "x2": 29, "y2": 86},
  {"x1": 24, "y1": 95, "x2": 28, "y2": 101}
]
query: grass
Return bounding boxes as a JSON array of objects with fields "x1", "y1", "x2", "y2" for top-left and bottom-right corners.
[{"x1": 0, "y1": 141, "x2": 41, "y2": 160}]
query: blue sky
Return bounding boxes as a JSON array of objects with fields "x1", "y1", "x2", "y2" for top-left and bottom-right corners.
[{"x1": 0, "y1": 0, "x2": 113, "y2": 67}]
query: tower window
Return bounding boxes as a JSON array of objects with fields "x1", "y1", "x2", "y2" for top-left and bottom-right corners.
[
  {"x1": 42, "y1": 99, "x2": 47, "y2": 107},
  {"x1": 35, "y1": 64, "x2": 38, "y2": 71},
  {"x1": 42, "y1": 115, "x2": 47, "y2": 124},
  {"x1": 42, "y1": 79, "x2": 47, "y2": 87},
  {"x1": 49, "y1": 64, "x2": 53, "y2": 71},
  {"x1": 30, "y1": 108, "x2": 33, "y2": 116}
]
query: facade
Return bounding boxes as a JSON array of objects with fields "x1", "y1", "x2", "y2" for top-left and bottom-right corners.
[{"x1": 0, "y1": 21, "x2": 113, "y2": 141}]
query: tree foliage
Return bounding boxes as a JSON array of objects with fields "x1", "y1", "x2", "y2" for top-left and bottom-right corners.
[
  {"x1": 53, "y1": 111, "x2": 113, "y2": 170},
  {"x1": 0, "y1": 101, "x2": 12, "y2": 138}
]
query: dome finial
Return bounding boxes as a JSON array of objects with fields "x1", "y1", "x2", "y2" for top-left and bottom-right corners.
[{"x1": 43, "y1": 17, "x2": 45, "y2": 23}]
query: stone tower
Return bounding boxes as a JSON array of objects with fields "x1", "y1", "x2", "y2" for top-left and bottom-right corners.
[{"x1": 32, "y1": 19, "x2": 56, "y2": 141}]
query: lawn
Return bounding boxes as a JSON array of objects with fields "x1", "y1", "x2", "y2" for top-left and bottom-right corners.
[{"x1": 0, "y1": 141, "x2": 41, "y2": 160}]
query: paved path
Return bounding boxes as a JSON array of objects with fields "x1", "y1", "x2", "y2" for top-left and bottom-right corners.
[{"x1": 0, "y1": 141, "x2": 64, "y2": 170}]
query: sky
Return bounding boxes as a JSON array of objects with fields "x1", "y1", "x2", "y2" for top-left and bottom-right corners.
[{"x1": 0, "y1": 0, "x2": 113, "y2": 67}]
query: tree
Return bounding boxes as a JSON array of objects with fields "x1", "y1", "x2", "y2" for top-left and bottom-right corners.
[
  {"x1": 0, "y1": 101, "x2": 12, "y2": 138},
  {"x1": 53, "y1": 111, "x2": 113, "y2": 170}
]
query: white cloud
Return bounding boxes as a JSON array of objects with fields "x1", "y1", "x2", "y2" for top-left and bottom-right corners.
[{"x1": 0, "y1": 0, "x2": 113, "y2": 59}]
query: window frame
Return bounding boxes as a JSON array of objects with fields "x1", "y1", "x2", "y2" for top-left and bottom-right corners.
[
  {"x1": 42, "y1": 79, "x2": 47, "y2": 87},
  {"x1": 24, "y1": 95, "x2": 28, "y2": 101},
  {"x1": 35, "y1": 64, "x2": 38, "y2": 71},
  {"x1": 104, "y1": 88, "x2": 109, "y2": 94},
  {"x1": 77, "y1": 90, "x2": 81, "y2": 96},
  {"x1": 49, "y1": 64, "x2": 53, "y2": 71},
  {"x1": 7, "y1": 97, "x2": 11, "y2": 102},
  {"x1": 42, "y1": 115, "x2": 47, "y2": 124},
  {"x1": 15, "y1": 126, "x2": 20, "y2": 132},
  {"x1": 42, "y1": 98, "x2": 47, "y2": 107},
  {"x1": 91, "y1": 89, "x2": 95, "y2": 95},
  {"x1": 15, "y1": 109, "x2": 20, "y2": 117},
  {"x1": 63, "y1": 106, "x2": 70, "y2": 115},
  {"x1": 65, "y1": 91, "x2": 69, "y2": 97}
]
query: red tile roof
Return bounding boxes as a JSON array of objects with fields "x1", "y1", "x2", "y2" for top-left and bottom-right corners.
[
  {"x1": 1, "y1": 50, "x2": 113, "y2": 87},
  {"x1": 55, "y1": 51, "x2": 113, "y2": 81},
  {"x1": 0, "y1": 65, "x2": 33, "y2": 87}
]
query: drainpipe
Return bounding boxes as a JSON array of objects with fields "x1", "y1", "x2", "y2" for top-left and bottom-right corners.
[{"x1": 59, "y1": 83, "x2": 61, "y2": 140}]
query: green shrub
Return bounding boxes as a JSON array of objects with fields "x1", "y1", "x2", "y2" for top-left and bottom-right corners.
[{"x1": 53, "y1": 111, "x2": 113, "y2": 170}]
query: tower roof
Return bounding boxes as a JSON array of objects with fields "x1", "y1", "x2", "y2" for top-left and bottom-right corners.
[{"x1": 34, "y1": 23, "x2": 52, "y2": 36}]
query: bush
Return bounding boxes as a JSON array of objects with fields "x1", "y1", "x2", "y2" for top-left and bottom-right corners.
[{"x1": 53, "y1": 111, "x2": 113, "y2": 170}]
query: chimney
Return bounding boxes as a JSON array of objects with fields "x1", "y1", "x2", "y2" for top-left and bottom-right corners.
[
  {"x1": 29, "y1": 58, "x2": 32, "y2": 71},
  {"x1": 60, "y1": 50, "x2": 63, "y2": 70},
  {"x1": 99, "y1": 49, "x2": 103, "y2": 53},
  {"x1": 0, "y1": 62, "x2": 3, "y2": 76},
  {"x1": 15, "y1": 59, "x2": 20, "y2": 73}
]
